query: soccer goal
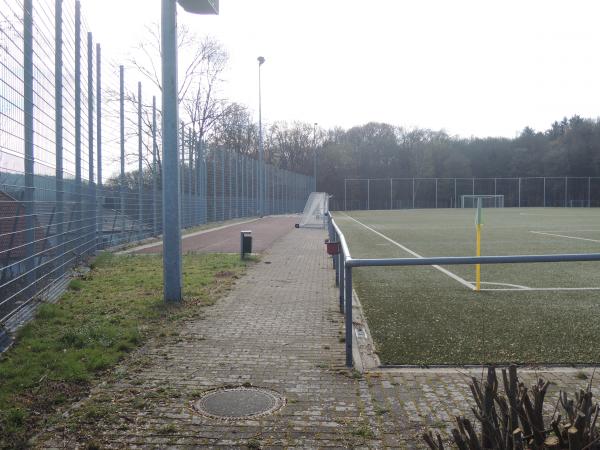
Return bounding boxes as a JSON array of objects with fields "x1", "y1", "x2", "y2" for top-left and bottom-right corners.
[
  {"x1": 461, "y1": 194, "x2": 504, "y2": 208},
  {"x1": 299, "y1": 192, "x2": 329, "y2": 228}
]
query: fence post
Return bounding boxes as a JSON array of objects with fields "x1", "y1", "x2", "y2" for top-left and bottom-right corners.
[
  {"x1": 518, "y1": 178, "x2": 521, "y2": 208},
  {"x1": 137, "y1": 82, "x2": 143, "y2": 240},
  {"x1": 565, "y1": 176, "x2": 568, "y2": 207},
  {"x1": 119, "y1": 65, "x2": 125, "y2": 242},
  {"x1": 344, "y1": 179, "x2": 347, "y2": 211},
  {"x1": 87, "y1": 32, "x2": 95, "y2": 252},
  {"x1": 543, "y1": 177, "x2": 546, "y2": 207},
  {"x1": 74, "y1": 0, "x2": 82, "y2": 257},
  {"x1": 55, "y1": 0, "x2": 64, "y2": 274},
  {"x1": 435, "y1": 178, "x2": 438, "y2": 209},
  {"x1": 588, "y1": 177, "x2": 591, "y2": 208},
  {"x1": 23, "y1": 0, "x2": 35, "y2": 292},
  {"x1": 180, "y1": 121, "x2": 185, "y2": 226},
  {"x1": 152, "y1": 96, "x2": 157, "y2": 235},
  {"x1": 220, "y1": 148, "x2": 224, "y2": 220},
  {"x1": 186, "y1": 128, "x2": 191, "y2": 225},
  {"x1": 454, "y1": 178, "x2": 457, "y2": 208},
  {"x1": 367, "y1": 179, "x2": 370, "y2": 210},
  {"x1": 212, "y1": 147, "x2": 217, "y2": 221},
  {"x1": 200, "y1": 139, "x2": 207, "y2": 224},
  {"x1": 234, "y1": 152, "x2": 239, "y2": 217},
  {"x1": 345, "y1": 264, "x2": 353, "y2": 367},
  {"x1": 188, "y1": 127, "x2": 196, "y2": 226},
  {"x1": 412, "y1": 178, "x2": 415, "y2": 209},
  {"x1": 96, "y1": 43, "x2": 102, "y2": 247},
  {"x1": 240, "y1": 155, "x2": 245, "y2": 217},
  {"x1": 192, "y1": 131, "x2": 198, "y2": 225}
]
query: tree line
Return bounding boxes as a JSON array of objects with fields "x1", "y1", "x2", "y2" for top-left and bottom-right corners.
[{"x1": 109, "y1": 28, "x2": 600, "y2": 205}]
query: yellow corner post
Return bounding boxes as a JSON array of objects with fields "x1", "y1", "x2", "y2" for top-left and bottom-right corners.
[{"x1": 475, "y1": 198, "x2": 483, "y2": 292}]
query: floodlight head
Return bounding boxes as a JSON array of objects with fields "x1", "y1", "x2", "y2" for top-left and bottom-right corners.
[
  {"x1": 177, "y1": 0, "x2": 219, "y2": 14},
  {"x1": 257, "y1": 56, "x2": 265, "y2": 65}
]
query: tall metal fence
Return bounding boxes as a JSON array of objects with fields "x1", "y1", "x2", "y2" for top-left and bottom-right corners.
[
  {"x1": 0, "y1": 0, "x2": 313, "y2": 325},
  {"x1": 341, "y1": 177, "x2": 600, "y2": 211}
]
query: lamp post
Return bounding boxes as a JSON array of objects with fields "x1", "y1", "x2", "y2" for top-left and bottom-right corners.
[
  {"x1": 313, "y1": 122, "x2": 318, "y2": 193},
  {"x1": 161, "y1": 0, "x2": 218, "y2": 302},
  {"x1": 257, "y1": 56, "x2": 265, "y2": 216}
]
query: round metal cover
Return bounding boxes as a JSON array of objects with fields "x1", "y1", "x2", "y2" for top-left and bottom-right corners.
[{"x1": 193, "y1": 386, "x2": 285, "y2": 420}]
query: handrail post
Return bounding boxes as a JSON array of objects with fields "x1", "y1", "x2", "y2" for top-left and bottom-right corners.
[
  {"x1": 345, "y1": 263, "x2": 353, "y2": 367},
  {"x1": 339, "y1": 254, "x2": 344, "y2": 313}
]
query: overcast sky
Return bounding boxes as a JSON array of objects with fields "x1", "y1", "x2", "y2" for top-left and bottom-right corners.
[{"x1": 82, "y1": 0, "x2": 600, "y2": 139}]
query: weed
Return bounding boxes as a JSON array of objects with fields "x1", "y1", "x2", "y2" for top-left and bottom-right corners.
[
  {"x1": 68, "y1": 279, "x2": 84, "y2": 291},
  {"x1": 375, "y1": 406, "x2": 390, "y2": 416},
  {"x1": 351, "y1": 370, "x2": 363, "y2": 379},
  {"x1": 351, "y1": 424, "x2": 375, "y2": 439},
  {"x1": 247, "y1": 438, "x2": 261, "y2": 449},
  {"x1": 158, "y1": 423, "x2": 177, "y2": 434}
]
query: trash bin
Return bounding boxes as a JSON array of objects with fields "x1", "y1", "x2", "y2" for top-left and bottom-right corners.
[{"x1": 240, "y1": 230, "x2": 252, "y2": 259}]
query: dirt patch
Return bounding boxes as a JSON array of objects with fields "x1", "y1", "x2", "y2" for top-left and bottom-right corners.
[{"x1": 134, "y1": 216, "x2": 298, "y2": 255}]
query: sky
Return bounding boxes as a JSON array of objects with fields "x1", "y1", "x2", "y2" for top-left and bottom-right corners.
[{"x1": 82, "y1": 0, "x2": 600, "y2": 139}]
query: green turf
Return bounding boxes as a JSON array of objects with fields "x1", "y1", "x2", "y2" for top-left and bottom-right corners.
[{"x1": 334, "y1": 208, "x2": 600, "y2": 365}]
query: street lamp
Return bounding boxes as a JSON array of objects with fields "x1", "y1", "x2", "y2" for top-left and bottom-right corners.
[
  {"x1": 161, "y1": 0, "x2": 218, "y2": 302},
  {"x1": 313, "y1": 122, "x2": 318, "y2": 193},
  {"x1": 257, "y1": 56, "x2": 265, "y2": 216}
]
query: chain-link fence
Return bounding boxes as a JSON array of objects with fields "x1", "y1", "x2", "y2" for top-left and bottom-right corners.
[
  {"x1": 340, "y1": 177, "x2": 600, "y2": 211},
  {"x1": 0, "y1": 0, "x2": 313, "y2": 325}
]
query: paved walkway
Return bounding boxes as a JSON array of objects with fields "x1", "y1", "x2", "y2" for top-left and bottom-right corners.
[{"x1": 36, "y1": 227, "x2": 598, "y2": 449}]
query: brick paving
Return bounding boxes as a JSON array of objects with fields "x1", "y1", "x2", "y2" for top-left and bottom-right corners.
[{"x1": 35, "y1": 226, "x2": 599, "y2": 449}]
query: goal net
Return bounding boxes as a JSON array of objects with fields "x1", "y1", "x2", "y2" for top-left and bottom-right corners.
[
  {"x1": 299, "y1": 192, "x2": 329, "y2": 228},
  {"x1": 461, "y1": 195, "x2": 504, "y2": 208}
]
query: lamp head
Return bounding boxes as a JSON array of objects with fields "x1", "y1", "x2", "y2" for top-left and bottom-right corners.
[
  {"x1": 177, "y1": 0, "x2": 219, "y2": 14},
  {"x1": 257, "y1": 56, "x2": 265, "y2": 65}
]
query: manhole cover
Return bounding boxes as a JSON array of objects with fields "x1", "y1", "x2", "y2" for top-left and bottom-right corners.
[{"x1": 192, "y1": 386, "x2": 285, "y2": 420}]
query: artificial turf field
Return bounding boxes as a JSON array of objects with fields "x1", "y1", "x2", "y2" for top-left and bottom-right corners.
[{"x1": 333, "y1": 207, "x2": 600, "y2": 365}]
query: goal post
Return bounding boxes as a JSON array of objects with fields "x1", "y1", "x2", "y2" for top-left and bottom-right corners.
[
  {"x1": 461, "y1": 194, "x2": 504, "y2": 208},
  {"x1": 299, "y1": 192, "x2": 329, "y2": 228}
]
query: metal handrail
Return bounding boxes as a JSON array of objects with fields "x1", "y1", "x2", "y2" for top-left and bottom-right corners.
[{"x1": 327, "y1": 214, "x2": 600, "y2": 368}]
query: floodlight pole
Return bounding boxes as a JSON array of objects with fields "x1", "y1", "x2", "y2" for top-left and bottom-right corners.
[
  {"x1": 161, "y1": 0, "x2": 217, "y2": 302},
  {"x1": 257, "y1": 56, "x2": 265, "y2": 216},
  {"x1": 313, "y1": 122, "x2": 318, "y2": 192}
]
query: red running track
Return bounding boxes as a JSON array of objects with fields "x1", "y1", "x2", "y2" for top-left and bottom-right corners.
[{"x1": 133, "y1": 215, "x2": 299, "y2": 254}]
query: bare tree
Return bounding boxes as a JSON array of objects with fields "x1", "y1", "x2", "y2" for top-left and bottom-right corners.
[{"x1": 120, "y1": 25, "x2": 230, "y2": 181}]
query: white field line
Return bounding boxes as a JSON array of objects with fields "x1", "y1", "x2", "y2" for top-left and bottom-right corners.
[
  {"x1": 482, "y1": 287, "x2": 600, "y2": 291},
  {"x1": 529, "y1": 230, "x2": 600, "y2": 244},
  {"x1": 342, "y1": 214, "x2": 475, "y2": 290},
  {"x1": 531, "y1": 229, "x2": 600, "y2": 233},
  {"x1": 474, "y1": 282, "x2": 600, "y2": 292}
]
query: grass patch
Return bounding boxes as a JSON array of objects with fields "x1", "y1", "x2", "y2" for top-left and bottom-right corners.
[{"x1": 0, "y1": 252, "x2": 246, "y2": 448}]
